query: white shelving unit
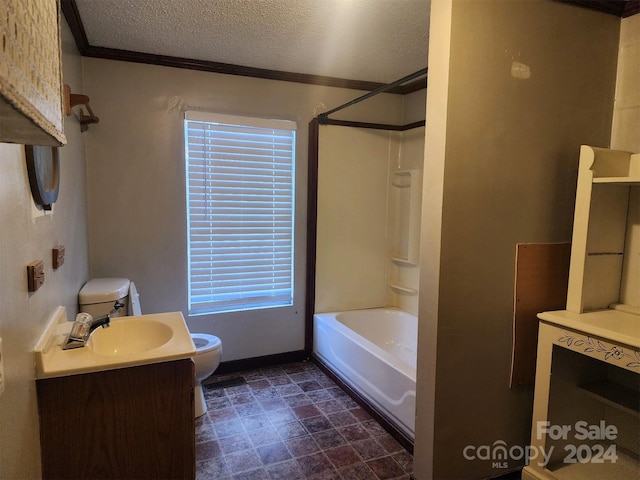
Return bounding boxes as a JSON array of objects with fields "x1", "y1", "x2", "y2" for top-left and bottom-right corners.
[
  {"x1": 523, "y1": 146, "x2": 640, "y2": 480},
  {"x1": 566, "y1": 146, "x2": 639, "y2": 314}
]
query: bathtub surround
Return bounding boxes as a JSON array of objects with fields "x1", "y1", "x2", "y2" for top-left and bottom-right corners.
[
  {"x1": 315, "y1": 126, "x2": 392, "y2": 312},
  {"x1": 387, "y1": 158, "x2": 424, "y2": 315},
  {"x1": 314, "y1": 96, "x2": 426, "y2": 316},
  {"x1": 309, "y1": 67, "x2": 427, "y2": 453},
  {"x1": 310, "y1": 85, "x2": 425, "y2": 444}
]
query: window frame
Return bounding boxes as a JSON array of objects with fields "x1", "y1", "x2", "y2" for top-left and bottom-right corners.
[{"x1": 184, "y1": 111, "x2": 297, "y2": 316}]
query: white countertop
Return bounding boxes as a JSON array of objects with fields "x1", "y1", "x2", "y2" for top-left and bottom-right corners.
[
  {"x1": 538, "y1": 309, "x2": 640, "y2": 349},
  {"x1": 34, "y1": 307, "x2": 196, "y2": 380}
]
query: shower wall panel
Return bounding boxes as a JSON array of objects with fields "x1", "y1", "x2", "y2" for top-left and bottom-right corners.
[{"x1": 315, "y1": 126, "x2": 395, "y2": 312}]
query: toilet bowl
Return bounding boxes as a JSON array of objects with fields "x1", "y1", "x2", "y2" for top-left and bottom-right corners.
[
  {"x1": 78, "y1": 278, "x2": 223, "y2": 418},
  {"x1": 191, "y1": 333, "x2": 222, "y2": 417}
]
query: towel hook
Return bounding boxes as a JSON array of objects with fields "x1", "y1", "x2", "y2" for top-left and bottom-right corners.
[{"x1": 63, "y1": 84, "x2": 100, "y2": 132}]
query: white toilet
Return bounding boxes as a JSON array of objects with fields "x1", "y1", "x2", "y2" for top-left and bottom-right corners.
[
  {"x1": 78, "y1": 277, "x2": 139, "y2": 317},
  {"x1": 78, "y1": 278, "x2": 222, "y2": 417},
  {"x1": 190, "y1": 333, "x2": 222, "y2": 416}
]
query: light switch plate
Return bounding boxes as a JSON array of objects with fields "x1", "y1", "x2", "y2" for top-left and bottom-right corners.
[
  {"x1": 27, "y1": 260, "x2": 45, "y2": 292},
  {"x1": 52, "y1": 245, "x2": 65, "y2": 269},
  {"x1": 0, "y1": 337, "x2": 5, "y2": 397}
]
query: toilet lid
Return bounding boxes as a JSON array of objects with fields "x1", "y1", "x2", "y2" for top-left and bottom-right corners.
[
  {"x1": 79, "y1": 278, "x2": 130, "y2": 304},
  {"x1": 191, "y1": 333, "x2": 222, "y2": 353},
  {"x1": 128, "y1": 281, "x2": 142, "y2": 316}
]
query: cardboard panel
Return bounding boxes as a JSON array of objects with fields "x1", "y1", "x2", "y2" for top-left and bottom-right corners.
[{"x1": 510, "y1": 243, "x2": 571, "y2": 387}]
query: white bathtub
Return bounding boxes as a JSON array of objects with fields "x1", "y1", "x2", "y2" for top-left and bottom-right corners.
[{"x1": 313, "y1": 307, "x2": 417, "y2": 438}]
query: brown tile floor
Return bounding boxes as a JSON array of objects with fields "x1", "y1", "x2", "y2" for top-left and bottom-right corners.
[{"x1": 195, "y1": 361, "x2": 413, "y2": 479}]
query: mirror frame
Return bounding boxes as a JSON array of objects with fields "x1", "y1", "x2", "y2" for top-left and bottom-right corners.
[{"x1": 25, "y1": 145, "x2": 60, "y2": 211}]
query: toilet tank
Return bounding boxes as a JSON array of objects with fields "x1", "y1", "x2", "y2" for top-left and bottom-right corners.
[{"x1": 79, "y1": 278, "x2": 130, "y2": 318}]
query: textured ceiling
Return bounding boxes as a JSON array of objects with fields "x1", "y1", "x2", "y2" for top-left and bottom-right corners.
[{"x1": 74, "y1": 0, "x2": 430, "y2": 85}]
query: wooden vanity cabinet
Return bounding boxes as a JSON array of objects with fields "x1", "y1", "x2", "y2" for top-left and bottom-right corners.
[{"x1": 37, "y1": 359, "x2": 195, "y2": 479}]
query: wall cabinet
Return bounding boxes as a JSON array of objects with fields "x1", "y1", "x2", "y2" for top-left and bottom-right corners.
[
  {"x1": 37, "y1": 359, "x2": 195, "y2": 479},
  {"x1": 523, "y1": 146, "x2": 639, "y2": 480},
  {"x1": 0, "y1": 0, "x2": 66, "y2": 146}
]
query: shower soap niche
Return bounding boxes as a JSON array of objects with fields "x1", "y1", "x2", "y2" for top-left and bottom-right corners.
[{"x1": 389, "y1": 170, "x2": 422, "y2": 265}]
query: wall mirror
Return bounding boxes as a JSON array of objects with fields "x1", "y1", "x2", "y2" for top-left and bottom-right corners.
[{"x1": 25, "y1": 145, "x2": 60, "y2": 210}]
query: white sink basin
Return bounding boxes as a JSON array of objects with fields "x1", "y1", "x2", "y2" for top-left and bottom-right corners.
[
  {"x1": 88, "y1": 318, "x2": 174, "y2": 356},
  {"x1": 34, "y1": 308, "x2": 196, "y2": 379}
]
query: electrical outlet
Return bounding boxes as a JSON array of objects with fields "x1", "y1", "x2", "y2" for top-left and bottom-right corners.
[{"x1": 0, "y1": 337, "x2": 4, "y2": 397}]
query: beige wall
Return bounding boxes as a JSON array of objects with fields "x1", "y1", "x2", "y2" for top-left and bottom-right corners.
[
  {"x1": 81, "y1": 58, "x2": 405, "y2": 361},
  {"x1": 0, "y1": 20, "x2": 89, "y2": 478},
  {"x1": 414, "y1": 1, "x2": 619, "y2": 478},
  {"x1": 611, "y1": 14, "x2": 640, "y2": 153},
  {"x1": 612, "y1": 14, "x2": 640, "y2": 310}
]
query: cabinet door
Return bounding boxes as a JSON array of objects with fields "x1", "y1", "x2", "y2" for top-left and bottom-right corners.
[{"x1": 37, "y1": 359, "x2": 195, "y2": 479}]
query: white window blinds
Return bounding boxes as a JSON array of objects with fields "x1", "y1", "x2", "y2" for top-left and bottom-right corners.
[{"x1": 184, "y1": 111, "x2": 296, "y2": 315}]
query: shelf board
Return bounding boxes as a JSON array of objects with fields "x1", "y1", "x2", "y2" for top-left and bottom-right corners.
[
  {"x1": 578, "y1": 381, "x2": 640, "y2": 418},
  {"x1": 610, "y1": 303, "x2": 640, "y2": 316},
  {"x1": 390, "y1": 256, "x2": 417, "y2": 266},
  {"x1": 388, "y1": 283, "x2": 418, "y2": 295},
  {"x1": 593, "y1": 177, "x2": 640, "y2": 185}
]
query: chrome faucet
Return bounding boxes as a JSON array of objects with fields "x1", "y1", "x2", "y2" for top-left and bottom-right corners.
[{"x1": 63, "y1": 301, "x2": 123, "y2": 350}]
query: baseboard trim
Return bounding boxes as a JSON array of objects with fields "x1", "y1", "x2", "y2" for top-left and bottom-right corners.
[
  {"x1": 488, "y1": 466, "x2": 523, "y2": 479},
  {"x1": 312, "y1": 354, "x2": 414, "y2": 454},
  {"x1": 215, "y1": 350, "x2": 310, "y2": 375}
]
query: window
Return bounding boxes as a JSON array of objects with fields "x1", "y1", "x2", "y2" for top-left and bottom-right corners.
[{"x1": 184, "y1": 111, "x2": 296, "y2": 315}]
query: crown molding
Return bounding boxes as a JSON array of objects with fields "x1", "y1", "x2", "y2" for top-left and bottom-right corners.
[
  {"x1": 60, "y1": 0, "x2": 426, "y2": 94},
  {"x1": 556, "y1": 0, "x2": 640, "y2": 18}
]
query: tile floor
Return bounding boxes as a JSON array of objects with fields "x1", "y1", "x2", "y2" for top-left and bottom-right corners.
[{"x1": 195, "y1": 361, "x2": 413, "y2": 479}]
